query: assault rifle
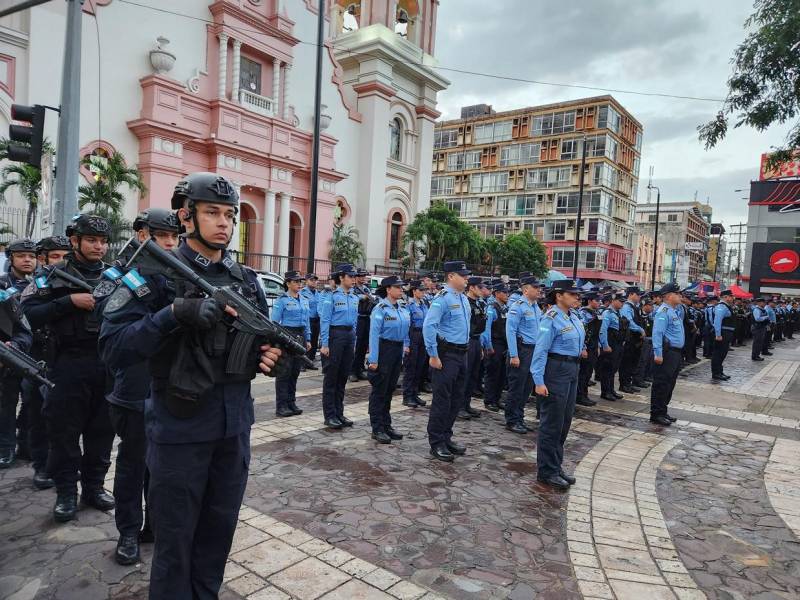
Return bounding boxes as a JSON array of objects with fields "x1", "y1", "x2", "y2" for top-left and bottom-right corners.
[
  {"x1": 117, "y1": 237, "x2": 313, "y2": 375},
  {"x1": 46, "y1": 267, "x2": 94, "y2": 292},
  {"x1": 0, "y1": 342, "x2": 55, "y2": 388}
]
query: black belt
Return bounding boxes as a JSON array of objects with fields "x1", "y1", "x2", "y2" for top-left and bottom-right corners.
[
  {"x1": 548, "y1": 353, "x2": 579, "y2": 363},
  {"x1": 437, "y1": 338, "x2": 468, "y2": 353},
  {"x1": 330, "y1": 325, "x2": 353, "y2": 331},
  {"x1": 517, "y1": 337, "x2": 534, "y2": 349},
  {"x1": 410, "y1": 326, "x2": 422, "y2": 332},
  {"x1": 310, "y1": 316, "x2": 320, "y2": 321},
  {"x1": 284, "y1": 326, "x2": 304, "y2": 333},
  {"x1": 379, "y1": 339, "x2": 403, "y2": 347},
  {"x1": 664, "y1": 346, "x2": 683, "y2": 353}
]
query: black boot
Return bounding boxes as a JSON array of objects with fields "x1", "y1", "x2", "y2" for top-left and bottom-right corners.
[
  {"x1": 82, "y1": 488, "x2": 116, "y2": 511},
  {"x1": 414, "y1": 395, "x2": 427, "y2": 407},
  {"x1": 33, "y1": 470, "x2": 55, "y2": 490},
  {"x1": 53, "y1": 493, "x2": 78, "y2": 523},
  {"x1": 289, "y1": 402, "x2": 303, "y2": 416},
  {"x1": 276, "y1": 406, "x2": 295, "y2": 418},
  {"x1": 115, "y1": 534, "x2": 141, "y2": 565},
  {"x1": 0, "y1": 448, "x2": 15, "y2": 469}
]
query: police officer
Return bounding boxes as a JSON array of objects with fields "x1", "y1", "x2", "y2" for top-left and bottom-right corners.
[
  {"x1": 22, "y1": 215, "x2": 116, "y2": 522},
  {"x1": 766, "y1": 298, "x2": 777, "y2": 349},
  {"x1": 619, "y1": 286, "x2": 645, "y2": 393},
  {"x1": 99, "y1": 173, "x2": 283, "y2": 598},
  {"x1": 302, "y1": 273, "x2": 320, "y2": 367},
  {"x1": 367, "y1": 275, "x2": 410, "y2": 444},
  {"x1": 350, "y1": 268, "x2": 374, "y2": 381},
  {"x1": 104, "y1": 208, "x2": 180, "y2": 564},
  {"x1": 505, "y1": 275, "x2": 542, "y2": 434},
  {"x1": 482, "y1": 282, "x2": 510, "y2": 412},
  {"x1": 531, "y1": 280, "x2": 585, "y2": 491},
  {"x1": 577, "y1": 291, "x2": 600, "y2": 407},
  {"x1": 711, "y1": 290, "x2": 735, "y2": 381},
  {"x1": 681, "y1": 293, "x2": 699, "y2": 365},
  {"x1": 319, "y1": 263, "x2": 358, "y2": 429},
  {"x1": 636, "y1": 296, "x2": 655, "y2": 385},
  {"x1": 423, "y1": 260, "x2": 471, "y2": 462},
  {"x1": 272, "y1": 271, "x2": 311, "y2": 417},
  {"x1": 650, "y1": 283, "x2": 684, "y2": 426},
  {"x1": 598, "y1": 293, "x2": 626, "y2": 401},
  {"x1": 402, "y1": 280, "x2": 428, "y2": 408},
  {"x1": 0, "y1": 238, "x2": 37, "y2": 468},
  {"x1": 751, "y1": 297, "x2": 770, "y2": 361},
  {"x1": 703, "y1": 295, "x2": 717, "y2": 358},
  {"x1": 462, "y1": 276, "x2": 487, "y2": 419}
]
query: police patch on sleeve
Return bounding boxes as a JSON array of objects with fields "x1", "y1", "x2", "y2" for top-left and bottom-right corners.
[
  {"x1": 104, "y1": 286, "x2": 133, "y2": 315},
  {"x1": 92, "y1": 279, "x2": 118, "y2": 299}
]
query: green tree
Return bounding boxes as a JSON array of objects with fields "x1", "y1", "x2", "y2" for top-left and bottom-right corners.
[
  {"x1": 494, "y1": 231, "x2": 548, "y2": 277},
  {"x1": 328, "y1": 224, "x2": 366, "y2": 266},
  {"x1": 78, "y1": 151, "x2": 146, "y2": 239},
  {"x1": 698, "y1": 0, "x2": 800, "y2": 169},
  {"x1": 0, "y1": 164, "x2": 42, "y2": 238},
  {"x1": 403, "y1": 203, "x2": 485, "y2": 267}
]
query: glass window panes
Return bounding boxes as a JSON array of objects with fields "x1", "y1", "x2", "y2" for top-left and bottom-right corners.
[
  {"x1": 434, "y1": 129, "x2": 458, "y2": 149},
  {"x1": 499, "y1": 143, "x2": 540, "y2": 167},
  {"x1": 560, "y1": 139, "x2": 579, "y2": 160},
  {"x1": 592, "y1": 163, "x2": 619, "y2": 189},
  {"x1": 240, "y1": 56, "x2": 262, "y2": 95},
  {"x1": 597, "y1": 105, "x2": 621, "y2": 133},
  {"x1": 446, "y1": 150, "x2": 481, "y2": 171},
  {"x1": 470, "y1": 172, "x2": 508, "y2": 193},
  {"x1": 532, "y1": 110, "x2": 576, "y2": 136},
  {"x1": 551, "y1": 248, "x2": 574, "y2": 267},
  {"x1": 446, "y1": 198, "x2": 479, "y2": 218},
  {"x1": 389, "y1": 119, "x2": 402, "y2": 161},
  {"x1": 526, "y1": 166, "x2": 571, "y2": 190},
  {"x1": 430, "y1": 176, "x2": 455, "y2": 196},
  {"x1": 496, "y1": 195, "x2": 536, "y2": 216},
  {"x1": 473, "y1": 120, "x2": 513, "y2": 144},
  {"x1": 544, "y1": 220, "x2": 567, "y2": 241}
]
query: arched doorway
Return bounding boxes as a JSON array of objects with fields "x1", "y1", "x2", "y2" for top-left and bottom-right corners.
[
  {"x1": 288, "y1": 211, "x2": 303, "y2": 271},
  {"x1": 239, "y1": 203, "x2": 257, "y2": 267}
]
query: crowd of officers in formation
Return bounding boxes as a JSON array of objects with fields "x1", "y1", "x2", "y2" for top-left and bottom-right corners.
[{"x1": 0, "y1": 172, "x2": 798, "y2": 599}]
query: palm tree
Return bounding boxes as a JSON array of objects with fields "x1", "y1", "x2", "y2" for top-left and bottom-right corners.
[
  {"x1": 0, "y1": 163, "x2": 42, "y2": 237},
  {"x1": 328, "y1": 224, "x2": 366, "y2": 266}
]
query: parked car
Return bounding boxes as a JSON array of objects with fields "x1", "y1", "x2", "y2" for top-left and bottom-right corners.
[{"x1": 256, "y1": 271, "x2": 284, "y2": 316}]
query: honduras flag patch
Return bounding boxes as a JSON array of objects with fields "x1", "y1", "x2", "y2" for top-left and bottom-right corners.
[{"x1": 121, "y1": 269, "x2": 150, "y2": 298}]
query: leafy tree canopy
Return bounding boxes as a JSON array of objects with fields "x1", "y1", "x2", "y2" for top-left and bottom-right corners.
[
  {"x1": 493, "y1": 231, "x2": 548, "y2": 277},
  {"x1": 328, "y1": 224, "x2": 366, "y2": 266},
  {"x1": 403, "y1": 203, "x2": 485, "y2": 266}
]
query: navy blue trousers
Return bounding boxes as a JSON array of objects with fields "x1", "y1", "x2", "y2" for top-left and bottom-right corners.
[
  {"x1": 368, "y1": 340, "x2": 403, "y2": 432},
  {"x1": 463, "y1": 337, "x2": 483, "y2": 408},
  {"x1": 650, "y1": 348, "x2": 681, "y2": 418},
  {"x1": 578, "y1": 346, "x2": 597, "y2": 401},
  {"x1": 147, "y1": 431, "x2": 249, "y2": 600},
  {"x1": 0, "y1": 377, "x2": 21, "y2": 452},
  {"x1": 275, "y1": 354, "x2": 303, "y2": 412},
  {"x1": 351, "y1": 316, "x2": 370, "y2": 375},
  {"x1": 537, "y1": 359, "x2": 578, "y2": 478},
  {"x1": 402, "y1": 329, "x2": 426, "y2": 401},
  {"x1": 109, "y1": 404, "x2": 149, "y2": 536},
  {"x1": 484, "y1": 341, "x2": 507, "y2": 406},
  {"x1": 427, "y1": 348, "x2": 467, "y2": 447},
  {"x1": 711, "y1": 330, "x2": 733, "y2": 377},
  {"x1": 21, "y1": 378, "x2": 49, "y2": 471},
  {"x1": 505, "y1": 343, "x2": 534, "y2": 426},
  {"x1": 322, "y1": 328, "x2": 355, "y2": 421}
]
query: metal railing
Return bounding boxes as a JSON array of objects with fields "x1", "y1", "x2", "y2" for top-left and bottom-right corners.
[
  {"x1": 0, "y1": 206, "x2": 30, "y2": 243},
  {"x1": 232, "y1": 251, "x2": 334, "y2": 278},
  {"x1": 238, "y1": 89, "x2": 275, "y2": 117}
]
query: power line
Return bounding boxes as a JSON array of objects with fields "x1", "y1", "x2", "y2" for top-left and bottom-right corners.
[{"x1": 116, "y1": 0, "x2": 726, "y2": 104}]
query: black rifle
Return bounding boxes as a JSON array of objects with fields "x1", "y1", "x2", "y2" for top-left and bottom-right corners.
[
  {"x1": 117, "y1": 237, "x2": 313, "y2": 374},
  {"x1": 0, "y1": 342, "x2": 55, "y2": 388},
  {"x1": 47, "y1": 267, "x2": 94, "y2": 292}
]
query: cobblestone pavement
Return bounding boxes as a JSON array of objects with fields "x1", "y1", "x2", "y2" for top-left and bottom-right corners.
[{"x1": 1, "y1": 339, "x2": 799, "y2": 600}]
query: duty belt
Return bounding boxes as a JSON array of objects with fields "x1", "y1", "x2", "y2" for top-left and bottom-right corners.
[
  {"x1": 379, "y1": 339, "x2": 403, "y2": 347},
  {"x1": 548, "y1": 352, "x2": 578, "y2": 363},
  {"x1": 437, "y1": 337, "x2": 468, "y2": 353},
  {"x1": 330, "y1": 325, "x2": 353, "y2": 332},
  {"x1": 517, "y1": 337, "x2": 535, "y2": 349}
]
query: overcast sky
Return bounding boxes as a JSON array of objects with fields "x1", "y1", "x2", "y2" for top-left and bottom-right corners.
[{"x1": 433, "y1": 0, "x2": 793, "y2": 232}]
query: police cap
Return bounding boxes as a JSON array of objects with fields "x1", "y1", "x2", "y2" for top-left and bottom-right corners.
[
  {"x1": 583, "y1": 291, "x2": 600, "y2": 301},
  {"x1": 332, "y1": 263, "x2": 358, "y2": 277},
  {"x1": 284, "y1": 270, "x2": 303, "y2": 282},
  {"x1": 379, "y1": 275, "x2": 406, "y2": 288},
  {"x1": 493, "y1": 283, "x2": 510, "y2": 294},
  {"x1": 443, "y1": 260, "x2": 471, "y2": 276},
  {"x1": 520, "y1": 276, "x2": 541, "y2": 287},
  {"x1": 625, "y1": 286, "x2": 643, "y2": 296},
  {"x1": 720, "y1": 289, "x2": 734, "y2": 298},
  {"x1": 466, "y1": 276, "x2": 485, "y2": 288},
  {"x1": 657, "y1": 282, "x2": 680, "y2": 295}
]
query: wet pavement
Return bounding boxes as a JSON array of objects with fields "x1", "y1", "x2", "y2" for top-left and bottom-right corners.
[{"x1": 1, "y1": 339, "x2": 799, "y2": 599}]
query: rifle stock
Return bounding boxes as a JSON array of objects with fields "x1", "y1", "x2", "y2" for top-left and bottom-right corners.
[{"x1": 0, "y1": 342, "x2": 55, "y2": 388}]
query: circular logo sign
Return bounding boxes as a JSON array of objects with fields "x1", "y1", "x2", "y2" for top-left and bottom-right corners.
[{"x1": 769, "y1": 249, "x2": 800, "y2": 274}]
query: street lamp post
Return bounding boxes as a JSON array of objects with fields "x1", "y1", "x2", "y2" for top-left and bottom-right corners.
[
  {"x1": 572, "y1": 134, "x2": 588, "y2": 281},
  {"x1": 647, "y1": 184, "x2": 661, "y2": 290}
]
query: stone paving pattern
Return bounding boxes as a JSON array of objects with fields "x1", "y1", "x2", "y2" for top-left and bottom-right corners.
[{"x1": 1, "y1": 339, "x2": 800, "y2": 599}]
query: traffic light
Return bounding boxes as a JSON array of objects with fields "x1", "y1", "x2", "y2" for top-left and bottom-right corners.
[{"x1": 7, "y1": 104, "x2": 45, "y2": 168}]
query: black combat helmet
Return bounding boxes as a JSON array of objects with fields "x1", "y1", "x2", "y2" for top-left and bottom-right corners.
[
  {"x1": 36, "y1": 235, "x2": 72, "y2": 254},
  {"x1": 5, "y1": 238, "x2": 37, "y2": 257},
  {"x1": 170, "y1": 172, "x2": 239, "y2": 210},
  {"x1": 71, "y1": 214, "x2": 112, "y2": 238},
  {"x1": 133, "y1": 207, "x2": 181, "y2": 233}
]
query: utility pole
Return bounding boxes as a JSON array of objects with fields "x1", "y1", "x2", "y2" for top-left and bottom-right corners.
[
  {"x1": 728, "y1": 222, "x2": 746, "y2": 285},
  {"x1": 647, "y1": 184, "x2": 661, "y2": 290},
  {"x1": 572, "y1": 134, "x2": 587, "y2": 281},
  {"x1": 53, "y1": 0, "x2": 83, "y2": 237},
  {"x1": 305, "y1": 0, "x2": 325, "y2": 273}
]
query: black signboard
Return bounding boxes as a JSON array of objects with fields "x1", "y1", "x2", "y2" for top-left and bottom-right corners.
[
  {"x1": 749, "y1": 180, "x2": 800, "y2": 212},
  {"x1": 749, "y1": 242, "x2": 800, "y2": 294}
]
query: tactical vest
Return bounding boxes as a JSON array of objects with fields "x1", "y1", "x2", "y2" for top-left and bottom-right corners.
[
  {"x1": 618, "y1": 313, "x2": 630, "y2": 342},
  {"x1": 468, "y1": 296, "x2": 487, "y2": 339},
  {"x1": 47, "y1": 258, "x2": 109, "y2": 348},
  {"x1": 582, "y1": 308, "x2": 601, "y2": 347},
  {"x1": 719, "y1": 302, "x2": 735, "y2": 329},
  {"x1": 625, "y1": 301, "x2": 645, "y2": 329},
  {"x1": 357, "y1": 286, "x2": 377, "y2": 317},
  {"x1": 491, "y1": 302, "x2": 508, "y2": 343}
]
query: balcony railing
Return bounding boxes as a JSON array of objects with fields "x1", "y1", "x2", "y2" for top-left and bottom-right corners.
[{"x1": 238, "y1": 89, "x2": 275, "y2": 117}]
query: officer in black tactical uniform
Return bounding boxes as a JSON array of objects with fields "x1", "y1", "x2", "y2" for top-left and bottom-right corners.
[
  {"x1": 21, "y1": 215, "x2": 116, "y2": 522},
  {"x1": 350, "y1": 268, "x2": 375, "y2": 382},
  {"x1": 0, "y1": 238, "x2": 38, "y2": 468},
  {"x1": 99, "y1": 173, "x2": 283, "y2": 599},
  {"x1": 461, "y1": 276, "x2": 486, "y2": 419},
  {"x1": 105, "y1": 208, "x2": 180, "y2": 565},
  {"x1": 576, "y1": 291, "x2": 600, "y2": 407},
  {"x1": 482, "y1": 283, "x2": 510, "y2": 412}
]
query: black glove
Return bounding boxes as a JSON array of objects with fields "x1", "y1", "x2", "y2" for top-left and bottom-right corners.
[{"x1": 172, "y1": 298, "x2": 223, "y2": 329}]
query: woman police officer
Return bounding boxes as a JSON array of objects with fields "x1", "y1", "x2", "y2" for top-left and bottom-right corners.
[
  {"x1": 530, "y1": 280, "x2": 586, "y2": 490},
  {"x1": 366, "y1": 276, "x2": 410, "y2": 443},
  {"x1": 272, "y1": 271, "x2": 311, "y2": 417}
]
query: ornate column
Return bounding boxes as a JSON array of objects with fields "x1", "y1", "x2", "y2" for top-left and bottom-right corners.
[
  {"x1": 218, "y1": 33, "x2": 228, "y2": 100},
  {"x1": 282, "y1": 64, "x2": 291, "y2": 120},
  {"x1": 231, "y1": 39, "x2": 241, "y2": 104},
  {"x1": 272, "y1": 57, "x2": 281, "y2": 117},
  {"x1": 263, "y1": 190, "x2": 276, "y2": 255},
  {"x1": 278, "y1": 192, "x2": 291, "y2": 257}
]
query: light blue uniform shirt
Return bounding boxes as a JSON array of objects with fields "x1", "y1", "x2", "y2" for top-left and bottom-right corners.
[
  {"x1": 704, "y1": 305, "x2": 715, "y2": 326},
  {"x1": 766, "y1": 305, "x2": 776, "y2": 324},
  {"x1": 319, "y1": 286, "x2": 358, "y2": 347},
  {"x1": 599, "y1": 308, "x2": 620, "y2": 348},
  {"x1": 423, "y1": 286, "x2": 470, "y2": 358},
  {"x1": 713, "y1": 301, "x2": 733, "y2": 336},
  {"x1": 272, "y1": 292, "x2": 311, "y2": 341},
  {"x1": 652, "y1": 304, "x2": 685, "y2": 358},
  {"x1": 505, "y1": 298, "x2": 542, "y2": 358},
  {"x1": 620, "y1": 300, "x2": 644, "y2": 335},
  {"x1": 406, "y1": 298, "x2": 427, "y2": 329},
  {"x1": 509, "y1": 291, "x2": 522, "y2": 305},
  {"x1": 530, "y1": 307, "x2": 585, "y2": 386},
  {"x1": 367, "y1": 298, "x2": 410, "y2": 364},
  {"x1": 753, "y1": 305, "x2": 770, "y2": 323},
  {"x1": 300, "y1": 286, "x2": 319, "y2": 319}
]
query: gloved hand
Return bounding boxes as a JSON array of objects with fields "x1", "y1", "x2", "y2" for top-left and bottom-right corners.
[{"x1": 172, "y1": 297, "x2": 223, "y2": 329}]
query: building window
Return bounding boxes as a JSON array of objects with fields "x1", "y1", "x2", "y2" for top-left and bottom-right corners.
[
  {"x1": 526, "y1": 166, "x2": 571, "y2": 190},
  {"x1": 551, "y1": 248, "x2": 575, "y2": 268},
  {"x1": 560, "y1": 139, "x2": 579, "y2": 160},
  {"x1": 592, "y1": 163, "x2": 618, "y2": 189},
  {"x1": 240, "y1": 56, "x2": 262, "y2": 95},
  {"x1": 430, "y1": 176, "x2": 455, "y2": 196},
  {"x1": 445, "y1": 198, "x2": 479, "y2": 218},
  {"x1": 389, "y1": 118, "x2": 402, "y2": 161},
  {"x1": 496, "y1": 195, "x2": 536, "y2": 217},
  {"x1": 388, "y1": 211, "x2": 403, "y2": 259},
  {"x1": 597, "y1": 105, "x2": 621, "y2": 133},
  {"x1": 667, "y1": 214, "x2": 678, "y2": 222},
  {"x1": 532, "y1": 110, "x2": 576, "y2": 136},
  {"x1": 555, "y1": 193, "x2": 579, "y2": 214},
  {"x1": 474, "y1": 221, "x2": 505, "y2": 240},
  {"x1": 473, "y1": 120, "x2": 513, "y2": 144},
  {"x1": 499, "y1": 142, "x2": 540, "y2": 167},
  {"x1": 470, "y1": 172, "x2": 508, "y2": 193},
  {"x1": 447, "y1": 150, "x2": 481, "y2": 171},
  {"x1": 545, "y1": 220, "x2": 567, "y2": 241},
  {"x1": 434, "y1": 129, "x2": 458, "y2": 149},
  {"x1": 587, "y1": 218, "x2": 610, "y2": 243}
]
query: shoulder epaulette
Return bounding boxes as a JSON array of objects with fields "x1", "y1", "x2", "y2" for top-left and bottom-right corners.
[{"x1": 545, "y1": 308, "x2": 557, "y2": 319}]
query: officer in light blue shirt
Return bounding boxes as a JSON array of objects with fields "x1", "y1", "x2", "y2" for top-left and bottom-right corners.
[
  {"x1": 366, "y1": 276, "x2": 410, "y2": 444},
  {"x1": 650, "y1": 283, "x2": 684, "y2": 425},
  {"x1": 301, "y1": 273, "x2": 321, "y2": 366},
  {"x1": 751, "y1": 297, "x2": 771, "y2": 360},
  {"x1": 504, "y1": 275, "x2": 542, "y2": 433},
  {"x1": 711, "y1": 290, "x2": 735, "y2": 380},
  {"x1": 619, "y1": 287, "x2": 645, "y2": 391},
  {"x1": 598, "y1": 293, "x2": 624, "y2": 400},
  {"x1": 422, "y1": 260, "x2": 471, "y2": 462},
  {"x1": 319, "y1": 264, "x2": 359, "y2": 429},
  {"x1": 530, "y1": 280, "x2": 585, "y2": 490},
  {"x1": 767, "y1": 300, "x2": 777, "y2": 350},
  {"x1": 272, "y1": 271, "x2": 311, "y2": 418},
  {"x1": 403, "y1": 280, "x2": 429, "y2": 407}
]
